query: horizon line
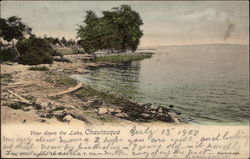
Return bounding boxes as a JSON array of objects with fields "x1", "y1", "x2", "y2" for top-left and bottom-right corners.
[{"x1": 139, "y1": 42, "x2": 249, "y2": 48}]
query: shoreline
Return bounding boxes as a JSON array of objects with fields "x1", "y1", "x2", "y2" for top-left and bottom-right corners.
[{"x1": 1, "y1": 53, "x2": 184, "y2": 126}]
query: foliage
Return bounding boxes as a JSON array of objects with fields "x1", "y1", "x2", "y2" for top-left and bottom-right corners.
[
  {"x1": 67, "y1": 39, "x2": 76, "y2": 46},
  {"x1": 77, "y1": 5, "x2": 143, "y2": 53},
  {"x1": 0, "y1": 16, "x2": 33, "y2": 62},
  {"x1": 0, "y1": 16, "x2": 32, "y2": 42},
  {"x1": 72, "y1": 47, "x2": 84, "y2": 54},
  {"x1": 76, "y1": 86, "x2": 129, "y2": 106},
  {"x1": 0, "y1": 48, "x2": 12, "y2": 62},
  {"x1": 93, "y1": 54, "x2": 152, "y2": 63},
  {"x1": 44, "y1": 36, "x2": 62, "y2": 46},
  {"x1": 8, "y1": 102, "x2": 25, "y2": 109},
  {"x1": 29, "y1": 66, "x2": 49, "y2": 71},
  {"x1": 53, "y1": 106, "x2": 66, "y2": 111},
  {"x1": 45, "y1": 36, "x2": 76, "y2": 47},
  {"x1": 0, "y1": 73, "x2": 14, "y2": 84},
  {"x1": 77, "y1": 11, "x2": 101, "y2": 53},
  {"x1": 16, "y1": 37, "x2": 54, "y2": 65},
  {"x1": 56, "y1": 76, "x2": 77, "y2": 87},
  {"x1": 61, "y1": 37, "x2": 67, "y2": 47}
]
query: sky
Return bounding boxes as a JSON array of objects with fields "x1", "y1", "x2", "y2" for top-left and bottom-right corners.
[{"x1": 1, "y1": 1, "x2": 249, "y2": 47}]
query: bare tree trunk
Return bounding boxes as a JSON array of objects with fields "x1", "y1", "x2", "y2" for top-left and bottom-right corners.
[{"x1": 12, "y1": 40, "x2": 20, "y2": 60}]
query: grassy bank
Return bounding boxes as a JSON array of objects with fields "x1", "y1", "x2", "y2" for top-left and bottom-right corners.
[
  {"x1": 43, "y1": 70, "x2": 128, "y2": 106},
  {"x1": 44, "y1": 71, "x2": 78, "y2": 87},
  {"x1": 93, "y1": 54, "x2": 152, "y2": 63},
  {"x1": 75, "y1": 86, "x2": 131, "y2": 106}
]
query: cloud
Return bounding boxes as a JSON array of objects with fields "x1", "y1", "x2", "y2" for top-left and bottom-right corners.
[
  {"x1": 33, "y1": 6, "x2": 50, "y2": 14},
  {"x1": 181, "y1": 8, "x2": 215, "y2": 20},
  {"x1": 177, "y1": 8, "x2": 232, "y2": 23}
]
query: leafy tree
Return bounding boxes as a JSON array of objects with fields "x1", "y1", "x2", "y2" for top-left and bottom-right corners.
[
  {"x1": 77, "y1": 5, "x2": 143, "y2": 53},
  {"x1": 61, "y1": 37, "x2": 67, "y2": 47},
  {"x1": 77, "y1": 11, "x2": 101, "y2": 53},
  {"x1": 54, "y1": 37, "x2": 62, "y2": 46},
  {"x1": 76, "y1": 39, "x2": 83, "y2": 45},
  {"x1": 101, "y1": 11, "x2": 122, "y2": 52},
  {"x1": 0, "y1": 16, "x2": 32, "y2": 59},
  {"x1": 45, "y1": 36, "x2": 54, "y2": 45},
  {"x1": 105, "y1": 5, "x2": 143, "y2": 52},
  {"x1": 44, "y1": 36, "x2": 62, "y2": 46}
]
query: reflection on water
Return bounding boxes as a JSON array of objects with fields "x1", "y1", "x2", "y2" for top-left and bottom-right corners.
[
  {"x1": 71, "y1": 61, "x2": 142, "y2": 98},
  {"x1": 71, "y1": 44, "x2": 249, "y2": 125}
]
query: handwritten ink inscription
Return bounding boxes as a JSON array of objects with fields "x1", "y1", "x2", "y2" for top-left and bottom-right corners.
[{"x1": 1, "y1": 126, "x2": 249, "y2": 158}]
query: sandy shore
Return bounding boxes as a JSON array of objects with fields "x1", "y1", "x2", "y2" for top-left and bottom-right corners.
[{"x1": 1, "y1": 54, "x2": 182, "y2": 126}]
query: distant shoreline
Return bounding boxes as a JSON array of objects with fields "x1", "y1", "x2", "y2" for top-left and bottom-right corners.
[{"x1": 140, "y1": 43, "x2": 249, "y2": 48}]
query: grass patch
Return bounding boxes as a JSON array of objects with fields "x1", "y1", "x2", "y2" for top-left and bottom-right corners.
[
  {"x1": 29, "y1": 66, "x2": 49, "y2": 71},
  {"x1": 98, "y1": 116, "x2": 117, "y2": 123},
  {"x1": 93, "y1": 54, "x2": 152, "y2": 63},
  {"x1": 54, "y1": 48, "x2": 73, "y2": 55},
  {"x1": 8, "y1": 102, "x2": 26, "y2": 109},
  {"x1": 48, "y1": 96, "x2": 61, "y2": 101},
  {"x1": 53, "y1": 106, "x2": 66, "y2": 111},
  {"x1": 56, "y1": 76, "x2": 77, "y2": 87},
  {"x1": 83, "y1": 111, "x2": 117, "y2": 123},
  {"x1": 45, "y1": 71, "x2": 77, "y2": 87},
  {"x1": 25, "y1": 96, "x2": 36, "y2": 102},
  {"x1": 76, "y1": 86, "x2": 129, "y2": 106},
  {"x1": 1, "y1": 73, "x2": 14, "y2": 84},
  {"x1": 62, "y1": 69, "x2": 74, "y2": 74}
]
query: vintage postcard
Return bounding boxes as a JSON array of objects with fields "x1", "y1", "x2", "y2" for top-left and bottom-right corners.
[{"x1": 0, "y1": 1, "x2": 249, "y2": 158}]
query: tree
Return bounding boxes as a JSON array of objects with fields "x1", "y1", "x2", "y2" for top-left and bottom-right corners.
[
  {"x1": 77, "y1": 5, "x2": 143, "y2": 53},
  {"x1": 101, "y1": 11, "x2": 122, "y2": 52},
  {"x1": 44, "y1": 36, "x2": 62, "y2": 46},
  {"x1": 77, "y1": 11, "x2": 102, "y2": 53},
  {"x1": 106, "y1": 5, "x2": 143, "y2": 52},
  {"x1": 54, "y1": 37, "x2": 62, "y2": 46},
  {"x1": 0, "y1": 16, "x2": 32, "y2": 60},
  {"x1": 61, "y1": 37, "x2": 67, "y2": 47}
]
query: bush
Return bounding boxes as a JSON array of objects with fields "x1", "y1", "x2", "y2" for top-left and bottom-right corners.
[
  {"x1": 0, "y1": 48, "x2": 12, "y2": 62},
  {"x1": 16, "y1": 37, "x2": 54, "y2": 65}
]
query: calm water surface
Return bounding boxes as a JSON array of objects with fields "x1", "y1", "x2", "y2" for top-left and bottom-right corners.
[{"x1": 71, "y1": 44, "x2": 249, "y2": 125}]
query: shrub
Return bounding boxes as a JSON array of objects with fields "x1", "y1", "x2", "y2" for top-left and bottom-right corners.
[
  {"x1": 16, "y1": 37, "x2": 54, "y2": 65},
  {"x1": 0, "y1": 48, "x2": 12, "y2": 62}
]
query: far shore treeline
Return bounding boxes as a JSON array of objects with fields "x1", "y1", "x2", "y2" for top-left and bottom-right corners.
[{"x1": 0, "y1": 4, "x2": 144, "y2": 65}]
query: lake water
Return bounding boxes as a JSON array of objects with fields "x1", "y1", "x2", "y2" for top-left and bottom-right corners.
[{"x1": 71, "y1": 44, "x2": 249, "y2": 125}]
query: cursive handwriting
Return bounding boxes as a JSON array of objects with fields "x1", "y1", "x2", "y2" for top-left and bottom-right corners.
[{"x1": 2, "y1": 126, "x2": 249, "y2": 158}]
